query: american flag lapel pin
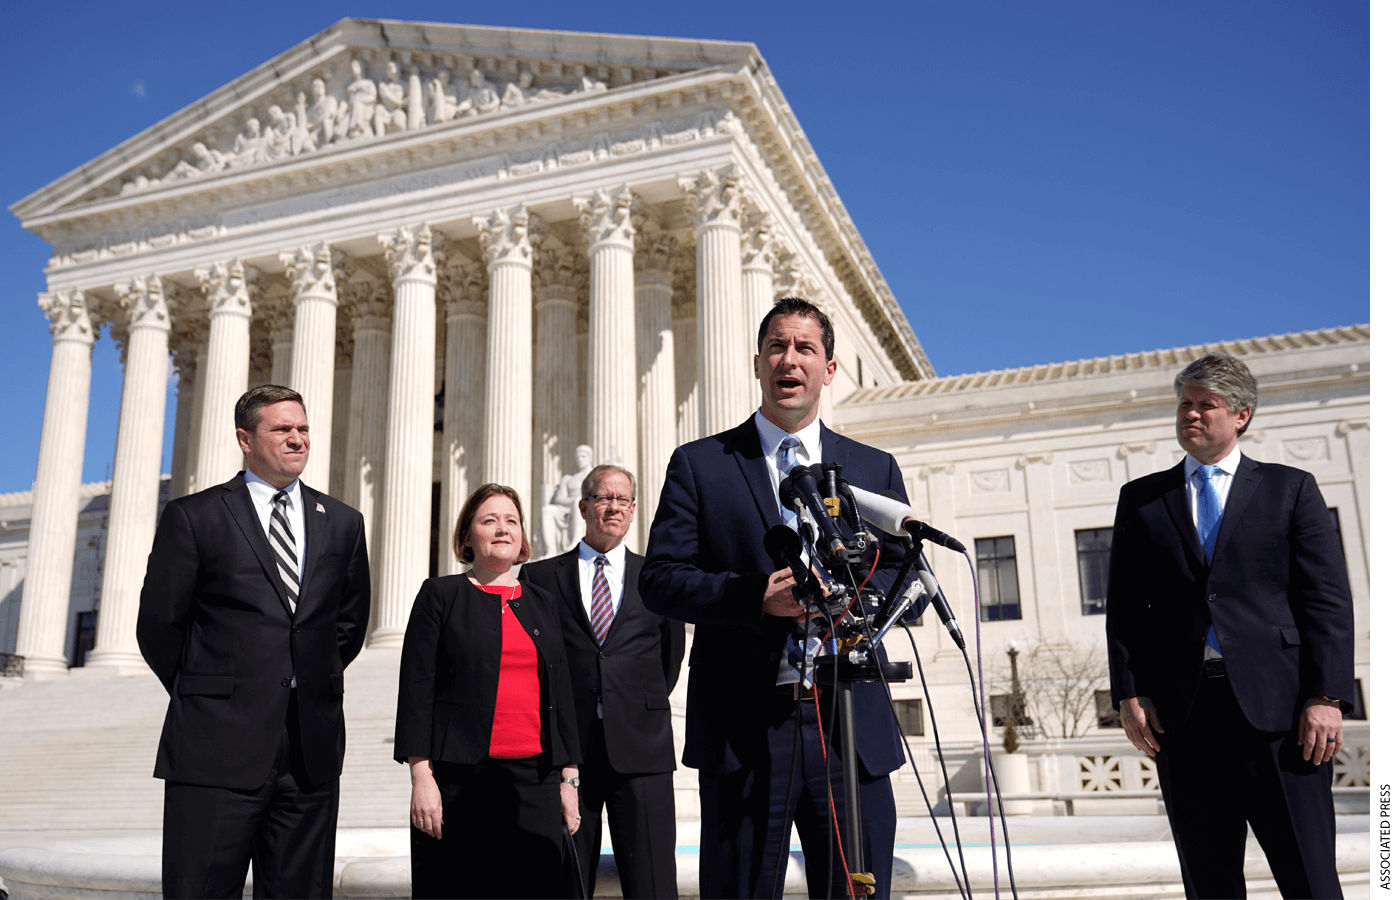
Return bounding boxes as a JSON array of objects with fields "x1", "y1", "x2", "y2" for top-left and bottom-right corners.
[{"x1": 316, "y1": 502, "x2": 326, "y2": 514}]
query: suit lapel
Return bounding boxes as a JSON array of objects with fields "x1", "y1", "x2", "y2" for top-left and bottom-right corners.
[
  {"x1": 221, "y1": 476, "x2": 295, "y2": 619},
  {"x1": 609, "y1": 549, "x2": 646, "y2": 633},
  {"x1": 561, "y1": 546, "x2": 595, "y2": 646},
  {"x1": 821, "y1": 422, "x2": 848, "y2": 470},
  {"x1": 1161, "y1": 460, "x2": 1206, "y2": 568},
  {"x1": 298, "y1": 484, "x2": 327, "y2": 615},
  {"x1": 1213, "y1": 455, "x2": 1261, "y2": 561},
  {"x1": 734, "y1": 416, "x2": 782, "y2": 532}
]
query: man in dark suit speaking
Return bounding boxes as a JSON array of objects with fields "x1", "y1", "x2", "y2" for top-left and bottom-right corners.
[
  {"x1": 137, "y1": 384, "x2": 371, "y2": 899},
  {"x1": 641, "y1": 297, "x2": 917, "y2": 899},
  {"x1": 1106, "y1": 353, "x2": 1353, "y2": 899},
  {"x1": 520, "y1": 463, "x2": 685, "y2": 898}
]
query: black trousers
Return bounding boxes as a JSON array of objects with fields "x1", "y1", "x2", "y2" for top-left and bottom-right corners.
[
  {"x1": 410, "y1": 755, "x2": 568, "y2": 899},
  {"x1": 161, "y1": 691, "x2": 339, "y2": 899},
  {"x1": 1156, "y1": 675, "x2": 1343, "y2": 899},
  {"x1": 576, "y1": 718, "x2": 679, "y2": 898},
  {"x1": 698, "y1": 695, "x2": 896, "y2": 899}
]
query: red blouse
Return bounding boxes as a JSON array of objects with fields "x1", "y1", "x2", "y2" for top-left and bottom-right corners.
[{"x1": 479, "y1": 584, "x2": 543, "y2": 759}]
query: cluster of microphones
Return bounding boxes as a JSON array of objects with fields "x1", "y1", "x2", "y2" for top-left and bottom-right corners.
[{"x1": 765, "y1": 463, "x2": 967, "y2": 654}]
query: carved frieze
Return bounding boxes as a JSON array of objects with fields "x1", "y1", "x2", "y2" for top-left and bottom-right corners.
[
  {"x1": 1282, "y1": 437, "x2": 1330, "y2": 463},
  {"x1": 970, "y1": 469, "x2": 1010, "y2": 494},
  {"x1": 1068, "y1": 459, "x2": 1112, "y2": 485}
]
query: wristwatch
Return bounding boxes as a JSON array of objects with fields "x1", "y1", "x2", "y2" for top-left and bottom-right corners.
[{"x1": 562, "y1": 776, "x2": 581, "y2": 788}]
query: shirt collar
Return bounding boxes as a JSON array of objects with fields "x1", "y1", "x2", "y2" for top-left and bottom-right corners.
[
  {"x1": 579, "y1": 540, "x2": 627, "y2": 570},
  {"x1": 1184, "y1": 443, "x2": 1241, "y2": 479},
  {"x1": 243, "y1": 469, "x2": 303, "y2": 508},
  {"x1": 755, "y1": 409, "x2": 824, "y2": 463}
]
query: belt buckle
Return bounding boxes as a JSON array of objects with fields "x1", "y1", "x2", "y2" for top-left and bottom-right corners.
[{"x1": 1203, "y1": 658, "x2": 1227, "y2": 679}]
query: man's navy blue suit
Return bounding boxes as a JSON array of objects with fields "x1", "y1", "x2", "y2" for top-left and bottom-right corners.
[
  {"x1": 641, "y1": 414, "x2": 916, "y2": 899},
  {"x1": 1106, "y1": 454, "x2": 1353, "y2": 898}
]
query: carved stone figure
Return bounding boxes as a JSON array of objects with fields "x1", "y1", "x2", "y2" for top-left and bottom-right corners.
[
  {"x1": 232, "y1": 117, "x2": 266, "y2": 165},
  {"x1": 374, "y1": 60, "x2": 409, "y2": 136},
  {"x1": 339, "y1": 58, "x2": 378, "y2": 140},
  {"x1": 303, "y1": 77, "x2": 340, "y2": 148},
  {"x1": 466, "y1": 69, "x2": 500, "y2": 117},
  {"x1": 538, "y1": 444, "x2": 593, "y2": 557},
  {"x1": 162, "y1": 142, "x2": 228, "y2": 183},
  {"x1": 428, "y1": 70, "x2": 461, "y2": 123},
  {"x1": 262, "y1": 105, "x2": 296, "y2": 161}
]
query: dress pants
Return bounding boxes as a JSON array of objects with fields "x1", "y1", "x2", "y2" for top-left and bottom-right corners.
[
  {"x1": 576, "y1": 718, "x2": 679, "y2": 898},
  {"x1": 1155, "y1": 674, "x2": 1343, "y2": 899},
  {"x1": 161, "y1": 691, "x2": 339, "y2": 899},
  {"x1": 410, "y1": 755, "x2": 567, "y2": 899},
  {"x1": 698, "y1": 694, "x2": 896, "y2": 899}
]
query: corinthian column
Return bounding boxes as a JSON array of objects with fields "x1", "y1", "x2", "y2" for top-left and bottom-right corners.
[
  {"x1": 673, "y1": 267, "x2": 699, "y2": 445},
  {"x1": 260, "y1": 283, "x2": 295, "y2": 385},
  {"x1": 87, "y1": 275, "x2": 175, "y2": 672},
  {"x1": 634, "y1": 232, "x2": 679, "y2": 548},
  {"x1": 474, "y1": 207, "x2": 537, "y2": 513},
  {"x1": 532, "y1": 238, "x2": 583, "y2": 538},
  {"x1": 741, "y1": 208, "x2": 776, "y2": 411},
  {"x1": 575, "y1": 186, "x2": 639, "y2": 478},
  {"x1": 438, "y1": 248, "x2": 487, "y2": 577},
  {"x1": 191, "y1": 261, "x2": 253, "y2": 491},
  {"x1": 681, "y1": 167, "x2": 749, "y2": 435},
  {"x1": 329, "y1": 307, "x2": 354, "y2": 499},
  {"x1": 281, "y1": 243, "x2": 340, "y2": 490},
  {"x1": 372, "y1": 224, "x2": 440, "y2": 648},
  {"x1": 15, "y1": 291, "x2": 97, "y2": 677},
  {"x1": 166, "y1": 323, "x2": 201, "y2": 501}
]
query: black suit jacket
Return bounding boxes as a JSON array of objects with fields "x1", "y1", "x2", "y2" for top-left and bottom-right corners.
[
  {"x1": 519, "y1": 545, "x2": 686, "y2": 774},
  {"x1": 136, "y1": 474, "x2": 371, "y2": 790},
  {"x1": 639, "y1": 415, "x2": 917, "y2": 777},
  {"x1": 1106, "y1": 455, "x2": 1354, "y2": 732},
  {"x1": 394, "y1": 576, "x2": 582, "y2": 768}
]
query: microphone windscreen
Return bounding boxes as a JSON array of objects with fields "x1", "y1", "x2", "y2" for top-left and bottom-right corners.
[{"x1": 845, "y1": 483, "x2": 915, "y2": 537}]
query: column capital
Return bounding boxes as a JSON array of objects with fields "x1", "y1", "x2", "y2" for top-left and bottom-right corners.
[
  {"x1": 194, "y1": 259, "x2": 254, "y2": 320},
  {"x1": 341, "y1": 266, "x2": 393, "y2": 330},
  {"x1": 741, "y1": 208, "x2": 775, "y2": 271},
  {"x1": 280, "y1": 242, "x2": 342, "y2": 299},
  {"x1": 574, "y1": 185, "x2": 638, "y2": 249},
  {"x1": 380, "y1": 224, "x2": 442, "y2": 285},
  {"x1": 680, "y1": 167, "x2": 744, "y2": 231},
  {"x1": 534, "y1": 239, "x2": 585, "y2": 305},
  {"x1": 440, "y1": 245, "x2": 487, "y2": 318},
  {"x1": 636, "y1": 232, "x2": 681, "y2": 278},
  {"x1": 114, "y1": 275, "x2": 172, "y2": 332},
  {"x1": 671, "y1": 265, "x2": 697, "y2": 319},
  {"x1": 38, "y1": 289, "x2": 95, "y2": 345},
  {"x1": 474, "y1": 206, "x2": 538, "y2": 269}
]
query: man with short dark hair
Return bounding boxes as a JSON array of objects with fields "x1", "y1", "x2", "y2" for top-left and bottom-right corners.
[
  {"x1": 641, "y1": 298, "x2": 918, "y2": 899},
  {"x1": 520, "y1": 464, "x2": 685, "y2": 898},
  {"x1": 137, "y1": 384, "x2": 371, "y2": 899},
  {"x1": 1106, "y1": 352, "x2": 1353, "y2": 898}
]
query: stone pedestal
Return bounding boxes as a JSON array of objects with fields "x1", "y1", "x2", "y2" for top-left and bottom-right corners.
[
  {"x1": 282, "y1": 243, "x2": 340, "y2": 491},
  {"x1": 15, "y1": 291, "x2": 96, "y2": 678},
  {"x1": 88, "y1": 276, "x2": 176, "y2": 673},
  {"x1": 371, "y1": 225, "x2": 439, "y2": 648}
]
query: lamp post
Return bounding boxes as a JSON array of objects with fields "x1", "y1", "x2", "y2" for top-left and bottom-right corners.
[{"x1": 1007, "y1": 640, "x2": 1026, "y2": 726}]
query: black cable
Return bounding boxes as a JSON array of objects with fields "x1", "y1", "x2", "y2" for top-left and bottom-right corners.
[{"x1": 961, "y1": 648, "x2": 1019, "y2": 900}]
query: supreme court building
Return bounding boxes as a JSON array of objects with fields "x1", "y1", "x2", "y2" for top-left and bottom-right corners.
[{"x1": 5, "y1": 19, "x2": 931, "y2": 679}]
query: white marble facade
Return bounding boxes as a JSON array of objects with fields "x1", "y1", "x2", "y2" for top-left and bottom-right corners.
[{"x1": 7, "y1": 20, "x2": 929, "y2": 676}]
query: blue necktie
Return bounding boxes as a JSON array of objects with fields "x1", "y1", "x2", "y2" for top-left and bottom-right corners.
[
  {"x1": 1196, "y1": 465, "x2": 1223, "y2": 653},
  {"x1": 777, "y1": 436, "x2": 801, "y2": 531}
]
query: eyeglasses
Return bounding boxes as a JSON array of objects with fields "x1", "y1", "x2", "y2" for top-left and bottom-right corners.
[{"x1": 586, "y1": 495, "x2": 635, "y2": 510}]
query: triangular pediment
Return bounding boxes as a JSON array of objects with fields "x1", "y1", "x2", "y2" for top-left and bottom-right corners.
[{"x1": 10, "y1": 18, "x2": 755, "y2": 225}]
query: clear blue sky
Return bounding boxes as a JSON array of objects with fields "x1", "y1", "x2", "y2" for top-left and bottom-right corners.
[{"x1": 0, "y1": 1, "x2": 1369, "y2": 494}]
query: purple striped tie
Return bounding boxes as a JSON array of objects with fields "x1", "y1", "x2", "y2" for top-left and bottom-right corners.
[{"x1": 590, "y1": 557, "x2": 614, "y2": 643}]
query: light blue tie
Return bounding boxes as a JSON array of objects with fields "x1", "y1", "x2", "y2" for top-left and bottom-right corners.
[
  {"x1": 778, "y1": 436, "x2": 801, "y2": 531},
  {"x1": 1196, "y1": 465, "x2": 1223, "y2": 653}
]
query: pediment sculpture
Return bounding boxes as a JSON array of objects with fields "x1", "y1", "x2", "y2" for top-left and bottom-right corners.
[{"x1": 121, "y1": 59, "x2": 611, "y2": 195}]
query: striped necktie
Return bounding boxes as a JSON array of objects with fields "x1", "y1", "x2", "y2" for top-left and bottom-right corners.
[
  {"x1": 270, "y1": 491, "x2": 300, "y2": 611},
  {"x1": 778, "y1": 436, "x2": 801, "y2": 530},
  {"x1": 589, "y1": 556, "x2": 614, "y2": 643}
]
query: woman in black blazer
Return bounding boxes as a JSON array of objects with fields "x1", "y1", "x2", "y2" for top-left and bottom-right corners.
[{"x1": 394, "y1": 483, "x2": 583, "y2": 899}]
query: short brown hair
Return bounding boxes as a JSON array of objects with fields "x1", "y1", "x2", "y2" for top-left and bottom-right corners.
[
  {"x1": 453, "y1": 484, "x2": 531, "y2": 565},
  {"x1": 235, "y1": 385, "x2": 306, "y2": 432},
  {"x1": 1174, "y1": 353, "x2": 1259, "y2": 436},
  {"x1": 757, "y1": 297, "x2": 835, "y2": 361}
]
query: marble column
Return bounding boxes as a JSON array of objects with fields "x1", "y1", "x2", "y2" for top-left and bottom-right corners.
[
  {"x1": 681, "y1": 167, "x2": 749, "y2": 435},
  {"x1": 88, "y1": 275, "x2": 176, "y2": 672},
  {"x1": 191, "y1": 261, "x2": 253, "y2": 491},
  {"x1": 185, "y1": 344, "x2": 210, "y2": 494},
  {"x1": 576, "y1": 186, "x2": 639, "y2": 479},
  {"x1": 741, "y1": 208, "x2": 776, "y2": 411},
  {"x1": 634, "y1": 232, "x2": 679, "y2": 549},
  {"x1": 329, "y1": 306, "x2": 354, "y2": 500},
  {"x1": 166, "y1": 328, "x2": 200, "y2": 501},
  {"x1": 15, "y1": 291, "x2": 96, "y2": 677},
  {"x1": 340, "y1": 268, "x2": 392, "y2": 628},
  {"x1": 532, "y1": 240, "x2": 583, "y2": 551},
  {"x1": 474, "y1": 207, "x2": 537, "y2": 514},
  {"x1": 438, "y1": 248, "x2": 487, "y2": 577},
  {"x1": 281, "y1": 243, "x2": 340, "y2": 491},
  {"x1": 266, "y1": 284, "x2": 295, "y2": 386},
  {"x1": 372, "y1": 224, "x2": 440, "y2": 648},
  {"x1": 672, "y1": 268, "x2": 699, "y2": 446}
]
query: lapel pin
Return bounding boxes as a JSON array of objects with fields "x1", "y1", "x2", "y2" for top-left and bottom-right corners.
[{"x1": 316, "y1": 503, "x2": 326, "y2": 514}]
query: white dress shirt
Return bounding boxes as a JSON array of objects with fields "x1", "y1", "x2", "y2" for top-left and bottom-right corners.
[
  {"x1": 1183, "y1": 444, "x2": 1241, "y2": 532},
  {"x1": 243, "y1": 470, "x2": 306, "y2": 578},
  {"x1": 576, "y1": 540, "x2": 627, "y2": 622}
]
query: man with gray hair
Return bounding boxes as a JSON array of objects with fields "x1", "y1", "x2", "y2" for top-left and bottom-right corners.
[
  {"x1": 1106, "y1": 352, "x2": 1353, "y2": 898},
  {"x1": 520, "y1": 464, "x2": 685, "y2": 898}
]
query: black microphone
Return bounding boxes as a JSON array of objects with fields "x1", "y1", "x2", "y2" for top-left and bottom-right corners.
[
  {"x1": 780, "y1": 465, "x2": 847, "y2": 558},
  {"x1": 763, "y1": 525, "x2": 819, "y2": 601},
  {"x1": 913, "y1": 555, "x2": 965, "y2": 651}
]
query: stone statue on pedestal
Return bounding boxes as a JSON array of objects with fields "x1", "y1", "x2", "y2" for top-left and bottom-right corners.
[{"x1": 537, "y1": 444, "x2": 593, "y2": 558}]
